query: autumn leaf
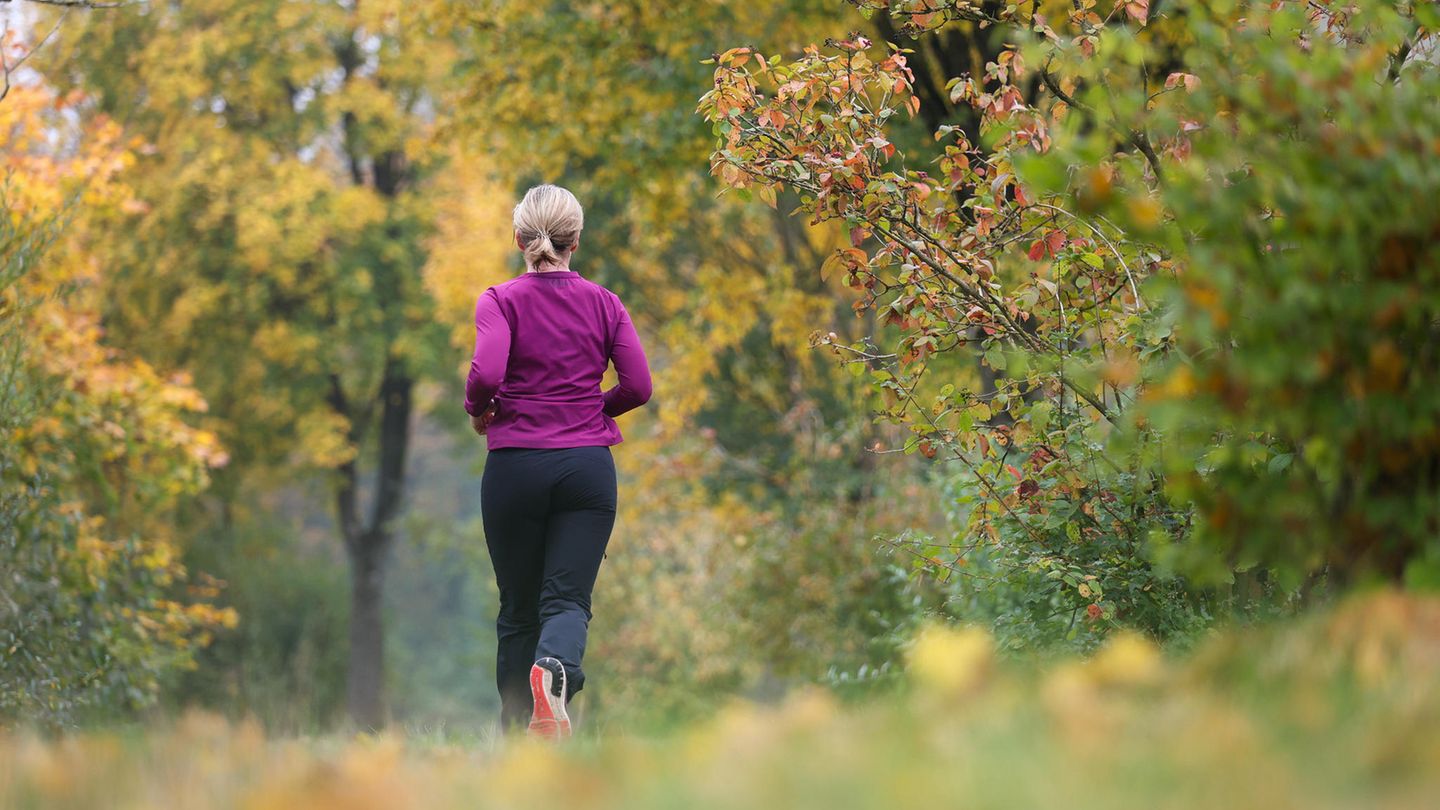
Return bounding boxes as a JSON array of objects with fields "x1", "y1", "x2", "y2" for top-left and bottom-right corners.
[
  {"x1": 1123, "y1": 0, "x2": 1149, "y2": 25},
  {"x1": 1165, "y1": 72, "x2": 1199, "y2": 92}
]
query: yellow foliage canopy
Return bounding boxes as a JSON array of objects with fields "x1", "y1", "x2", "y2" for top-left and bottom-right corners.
[{"x1": 2, "y1": 83, "x2": 236, "y2": 676}]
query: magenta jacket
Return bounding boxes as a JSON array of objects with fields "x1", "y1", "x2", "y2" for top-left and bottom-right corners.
[{"x1": 464, "y1": 269, "x2": 652, "y2": 449}]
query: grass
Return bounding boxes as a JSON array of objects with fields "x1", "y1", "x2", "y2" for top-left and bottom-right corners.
[{"x1": 3, "y1": 589, "x2": 1438, "y2": 809}]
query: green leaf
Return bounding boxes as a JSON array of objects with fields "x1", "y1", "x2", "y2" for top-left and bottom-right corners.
[
  {"x1": 957, "y1": 410, "x2": 974, "y2": 434},
  {"x1": 1065, "y1": 522, "x2": 1081, "y2": 544},
  {"x1": 1029, "y1": 401, "x2": 1053, "y2": 433}
]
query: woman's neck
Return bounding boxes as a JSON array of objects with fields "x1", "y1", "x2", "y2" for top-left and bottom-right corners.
[{"x1": 526, "y1": 263, "x2": 571, "y2": 273}]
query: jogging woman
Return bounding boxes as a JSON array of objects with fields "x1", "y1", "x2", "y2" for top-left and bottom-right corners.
[{"x1": 464, "y1": 184, "x2": 653, "y2": 739}]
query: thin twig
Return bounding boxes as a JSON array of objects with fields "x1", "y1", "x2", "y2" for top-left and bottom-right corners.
[
  {"x1": 1032, "y1": 203, "x2": 1146, "y2": 311},
  {"x1": 1, "y1": 9, "x2": 68, "y2": 104}
]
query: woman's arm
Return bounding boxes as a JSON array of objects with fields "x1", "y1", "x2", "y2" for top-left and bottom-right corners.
[
  {"x1": 464, "y1": 289, "x2": 511, "y2": 417},
  {"x1": 602, "y1": 298, "x2": 652, "y2": 418}
]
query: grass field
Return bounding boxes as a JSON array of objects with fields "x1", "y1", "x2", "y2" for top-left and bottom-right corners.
[{"x1": 4, "y1": 590, "x2": 1438, "y2": 810}]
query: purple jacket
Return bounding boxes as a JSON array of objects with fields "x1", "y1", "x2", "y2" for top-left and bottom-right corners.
[{"x1": 464, "y1": 269, "x2": 652, "y2": 449}]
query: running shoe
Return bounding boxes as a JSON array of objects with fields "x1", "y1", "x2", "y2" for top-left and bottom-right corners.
[{"x1": 527, "y1": 657, "x2": 571, "y2": 740}]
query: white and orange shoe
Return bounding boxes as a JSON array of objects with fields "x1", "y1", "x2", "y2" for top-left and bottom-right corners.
[{"x1": 527, "y1": 657, "x2": 571, "y2": 740}]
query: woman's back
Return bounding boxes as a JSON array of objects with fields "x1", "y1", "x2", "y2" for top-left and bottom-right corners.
[
  {"x1": 464, "y1": 269, "x2": 651, "y2": 450},
  {"x1": 469, "y1": 183, "x2": 652, "y2": 739}
]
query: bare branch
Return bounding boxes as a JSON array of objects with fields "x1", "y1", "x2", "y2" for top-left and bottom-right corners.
[{"x1": 1, "y1": 9, "x2": 68, "y2": 104}]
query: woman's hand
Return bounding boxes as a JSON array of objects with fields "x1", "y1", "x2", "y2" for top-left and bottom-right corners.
[{"x1": 471, "y1": 402, "x2": 499, "y2": 436}]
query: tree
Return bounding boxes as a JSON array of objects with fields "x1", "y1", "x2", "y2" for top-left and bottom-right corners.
[{"x1": 40, "y1": 0, "x2": 463, "y2": 727}]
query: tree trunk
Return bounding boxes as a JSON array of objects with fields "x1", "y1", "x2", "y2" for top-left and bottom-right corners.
[
  {"x1": 346, "y1": 537, "x2": 387, "y2": 729},
  {"x1": 330, "y1": 359, "x2": 413, "y2": 730}
]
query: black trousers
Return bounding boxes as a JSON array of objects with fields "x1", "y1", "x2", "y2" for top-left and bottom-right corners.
[{"x1": 480, "y1": 445, "x2": 617, "y2": 730}]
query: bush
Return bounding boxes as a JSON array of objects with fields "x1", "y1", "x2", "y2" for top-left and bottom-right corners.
[
  {"x1": 166, "y1": 520, "x2": 350, "y2": 733},
  {"x1": 700, "y1": 0, "x2": 1440, "y2": 648},
  {"x1": 1, "y1": 199, "x2": 231, "y2": 727},
  {"x1": 1, "y1": 85, "x2": 234, "y2": 726},
  {"x1": 1115, "y1": 3, "x2": 1440, "y2": 590}
]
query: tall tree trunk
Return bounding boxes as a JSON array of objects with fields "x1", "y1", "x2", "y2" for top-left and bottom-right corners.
[
  {"x1": 346, "y1": 535, "x2": 387, "y2": 728},
  {"x1": 330, "y1": 357, "x2": 413, "y2": 729}
]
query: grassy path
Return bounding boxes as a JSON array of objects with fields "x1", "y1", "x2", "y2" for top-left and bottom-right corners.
[{"x1": 4, "y1": 592, "x2": 1438, "y2": 810}]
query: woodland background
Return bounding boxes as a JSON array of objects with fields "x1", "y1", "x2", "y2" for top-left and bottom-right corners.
[{"x1": 2, "y1": 0, "x2": 1440, "y2": 807}]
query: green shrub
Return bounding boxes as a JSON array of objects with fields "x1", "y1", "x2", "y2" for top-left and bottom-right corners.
[{"x1": 702, "y1": 1, "x2": 1440, "y2": 650}]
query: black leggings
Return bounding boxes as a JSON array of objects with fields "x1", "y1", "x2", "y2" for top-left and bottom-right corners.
[{"x1": 480, "y1": 445, "x2": 617, "y2": 730}]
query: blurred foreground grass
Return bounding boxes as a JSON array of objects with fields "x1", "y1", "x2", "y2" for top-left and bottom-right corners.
[{"x1": 4, "y1": 590, "x2": 1438, "y2": 810}]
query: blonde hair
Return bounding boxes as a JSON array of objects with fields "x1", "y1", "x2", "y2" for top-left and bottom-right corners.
[{"x1": 512, "y1": 184, "x2": 584, "y2": 270}]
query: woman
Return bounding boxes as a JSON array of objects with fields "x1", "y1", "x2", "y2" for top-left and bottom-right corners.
[{"x1": 464, "y1": 184, "x2": 653, "y2": 739}]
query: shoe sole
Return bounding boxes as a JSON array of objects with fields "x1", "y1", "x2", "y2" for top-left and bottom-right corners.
[{"x1": 528, "y1": 660, "x2": 571, "y2": 739}]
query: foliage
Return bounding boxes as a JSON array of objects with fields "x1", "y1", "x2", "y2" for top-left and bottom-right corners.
[
  {"x1": 1106, "y1": 2, "x2": 1440, "y2": 589},
  {"x1": 40, "y1": 0, "x2": 461, "y2": 481},
  {"x1": 588, "y1": 460, "x2": 938, "y2": 724},
  {"x1": 700, "y1": 0, "x2": 1440, "y2": 649},
  {"x1": 38, "y1": 0, "x2": 479, "y2": 725},
  {"x1": 0, "y1": 85, "x2": 234, "y2": 727},
  {"x1": 166, "y1": 518, "x2": 350, "y2": 734},
  {"x1": 4, "y1": 590, "x2": 1440, "y2": 808},
  {"x1": 909, "y1": 467, "x2": 1209, "y2": 656},
  {"x1": 698, "y1": 2, "x2": 1191, "y2": 644}
]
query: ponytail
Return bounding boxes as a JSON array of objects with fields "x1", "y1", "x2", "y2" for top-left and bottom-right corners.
[{"x1": 513, "y1": 185, "x2": 584, "y2": 270}]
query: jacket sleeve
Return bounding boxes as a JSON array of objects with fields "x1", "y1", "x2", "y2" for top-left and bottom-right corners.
[
  {"x1": 602, "y1": 296, "x2": 653, "y2": 418},
  {"x1": 464, "y1": 289, "x2": 511, "y2": 417}
]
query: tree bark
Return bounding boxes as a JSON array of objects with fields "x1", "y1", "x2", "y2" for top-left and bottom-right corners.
[
  {"x1": 346, "y1": 536, "x2": 387, "y2": 729},
  {"x1": 330, "y1": 358, "x2": 413, "y2": 729}
]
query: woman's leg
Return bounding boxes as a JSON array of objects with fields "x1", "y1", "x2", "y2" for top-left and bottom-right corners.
[
  {"x1": 480, "y1": 449, "x2": 551, "y2": 731},
  {"x1": 536, "y1": 446, "x2": 618, "y2": 699}
]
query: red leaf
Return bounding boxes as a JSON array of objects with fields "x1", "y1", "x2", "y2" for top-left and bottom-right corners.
[
  {"x1": 1027, "y1": 240, "x2": 1047, "y2": 261},
  {"x1": 1165, "y1": 72, "x2": 1199, "y2": 92}
]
